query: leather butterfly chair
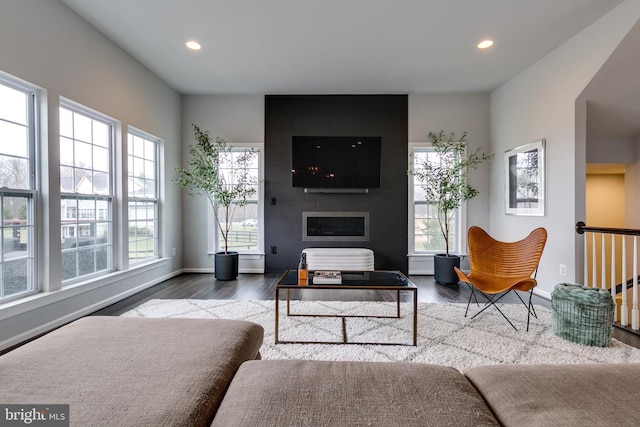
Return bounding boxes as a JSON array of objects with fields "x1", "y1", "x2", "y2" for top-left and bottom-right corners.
[{"x1": 454, "y1": 226, "x2": 547, "y2": 331}]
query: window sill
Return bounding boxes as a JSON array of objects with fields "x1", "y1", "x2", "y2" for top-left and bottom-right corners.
[
  {"x1": 0, "y1": 258, "x2": 168, "y2": 321},
  {"x1": 207, "y1": 252, "x2": 265, "y2": 258}
]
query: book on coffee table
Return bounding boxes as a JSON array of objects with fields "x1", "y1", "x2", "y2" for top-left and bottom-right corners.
[{"x1": 313, "y1": 270, "x2": 342, "y2": 284}]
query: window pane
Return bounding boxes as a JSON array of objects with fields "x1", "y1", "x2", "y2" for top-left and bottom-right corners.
[
  {"x1": 60, "y1": 136, "x2": 74, "y2": 166},
  {"x1": 92, "y1": 121, "x2": 109, "y2": 147},
  {"x1": 3, "y1": 259, "x2": 30, "y2": 296},
  {"x1": 1, "y1": 193, "x2": 34, "y2": 299},
  {"x1": 73, "y1": 113, "x2": 92, "y2": 143},
  {"x1": 414, "y1": 204, "x2": 445, "y2": 251},
  {"x1": 93, "y1": 146, "x2": 109, "y2": 172},
  {"x1": 0, "y1": 155, "x2": 28, "y2": 189},
  {"x1": 0, "y1": 84, "x2": 27, "y2": 125},
  {"x1": 60, "y1": 192, "x2": 113, "y2": 283},
  {"x1": 92, "y1": 171, "x2": 109, "y2": 195},
  {"x1": 127, "y1": 130, "x2": 159, "y2": 263},
  {"x1": 59, "y1": 107, "x2": 73, "y2": 137},
  {"x1": 61, "y1": 251, "x2": 76, "y2": 281},
  {"x1": 78, "y1": 247, "x2": 95, "y2": 276},
  {"x1": 133, "y1": 156, "x2": 144, "y2": 178},
  {"x1": 411, "y1": 148, "x2": 459, "y2": 253},
  {"x1": 144, "y1": 140, "x2": 155, "y2": 162},
  {"x1": 60, "y1": 166, "x2": 75, "y2": 192},
  {"x1": 0, "y1": 121, "x2": 28, "y2": 157},
  {"x1": 60, "y1": 106, "x2": 111, "y2": 196},
  {"x1": 74, "y1": 169, "x2": 89, "y2": 192},
  {"x1": 218, "y1": 202, "x2": 258, "y2": 251},
  {"x1": 214, "y1": 147, "x2": 260, "y2": 252},
  {"x1": 74, "y1": 141, "x2": 91, "y2": 168},
  {"x1": 0, "y1": 77, "x2": 36, "y2": 302},
  {"x1": 144, "y1": 159, "x2": 154, "y2": 179}
]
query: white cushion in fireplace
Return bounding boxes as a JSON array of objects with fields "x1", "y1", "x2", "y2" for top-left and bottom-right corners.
[{"x1": 302, "y1": 248, "x2": 374, "y2": 271}]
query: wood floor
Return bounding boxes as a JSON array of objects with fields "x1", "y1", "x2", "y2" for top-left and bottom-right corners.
[{"x1": 92, "y1": 272, "x2": 640, "y2": 348}]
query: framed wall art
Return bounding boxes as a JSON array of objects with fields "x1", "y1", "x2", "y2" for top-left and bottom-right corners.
[{"x1": 505, "y1": 139, "x2": 545, "y2": 216}]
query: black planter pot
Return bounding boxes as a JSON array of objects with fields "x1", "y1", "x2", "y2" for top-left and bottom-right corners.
[
  {"x1": 434, "y1": 254, "x2": 461, "y2": 285},
  {"x1": 214, "y1": 251, "x2": 239, "y2": 281}
]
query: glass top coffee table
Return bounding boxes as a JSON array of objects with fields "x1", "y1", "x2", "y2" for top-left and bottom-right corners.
[{"x1": 275, "y1": 270, "x2": 417, "y2": 346}]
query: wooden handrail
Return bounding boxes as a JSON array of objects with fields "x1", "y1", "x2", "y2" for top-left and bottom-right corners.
[{"x1": 575, "y1": 221, "x2": 640, "y2": 236}]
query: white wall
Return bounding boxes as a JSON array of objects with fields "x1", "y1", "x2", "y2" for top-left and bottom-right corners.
[
  {"x1": 408, "y1": 93, "x2": 491, "y2": 273},
  {"x1": 626, "y1": 134, "x2": 640, "y2": 229},
  {"x1": 409, "y1": 93, "x2": 492, "y2": 231},
  {"x1": 180, "y1": 95, "x2": 265, "y2": 270},
  {"x1": 490, "y1": 0, "x2": 640, "y2": 298},
  {"x1": 0, "y1": 0, "x2": 182, "y2": 350}
]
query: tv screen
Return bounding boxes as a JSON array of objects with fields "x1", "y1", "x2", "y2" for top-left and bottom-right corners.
[{"x1": 291, "y1": 136, "x2": 381, "y2": 189}]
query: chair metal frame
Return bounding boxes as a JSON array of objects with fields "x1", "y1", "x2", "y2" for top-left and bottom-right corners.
[{"x1": 455, "y1": 226, "x2": 547, "y2": 331}]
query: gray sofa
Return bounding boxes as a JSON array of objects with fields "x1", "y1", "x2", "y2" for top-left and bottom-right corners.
[
  {"x1": 2, "y1": 317, "x2": 639, "y2": 426},
  {"x1": 0, "y1": 317, "x2": 263, "y2": 426}
]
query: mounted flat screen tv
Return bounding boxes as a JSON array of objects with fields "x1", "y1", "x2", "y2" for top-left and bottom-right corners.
[{"x1": 291, "y1": 136, "x2": 382, "y2": 189}]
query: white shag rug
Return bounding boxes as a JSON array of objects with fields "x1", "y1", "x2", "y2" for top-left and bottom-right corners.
[{"x1": 122, "y1": 299, "x2": 640, "y2": 371}]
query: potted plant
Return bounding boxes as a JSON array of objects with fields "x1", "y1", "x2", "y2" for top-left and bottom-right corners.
[
  {"x1": 412, "y1": 130, "x2": 492, "y2": 284},
  {"x1": 175, "y1": 124, "x2": 257, "y2": 280}
]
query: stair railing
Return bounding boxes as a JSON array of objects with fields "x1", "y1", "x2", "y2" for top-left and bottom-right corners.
[{"x1": 576, "y1": 221, "x2": 640, "y2": 330}]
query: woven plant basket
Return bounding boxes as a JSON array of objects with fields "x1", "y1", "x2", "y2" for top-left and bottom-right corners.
[{"x1": 551, "y1": 283, "x2": 614, "y2": 347}]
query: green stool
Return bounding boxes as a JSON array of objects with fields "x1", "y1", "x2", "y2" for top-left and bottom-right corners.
[{"x1": 551, "y1": 283, "x2": 614, "y2": 347}]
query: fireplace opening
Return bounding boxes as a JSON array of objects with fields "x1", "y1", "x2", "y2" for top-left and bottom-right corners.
[{"x1": 302, "y1": 212, "x2": 369, "y2": 241}]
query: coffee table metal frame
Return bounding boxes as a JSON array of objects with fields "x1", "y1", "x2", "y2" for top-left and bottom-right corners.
[{"x1": 275, "y1": 270, "x2": 418, "y2": 346}]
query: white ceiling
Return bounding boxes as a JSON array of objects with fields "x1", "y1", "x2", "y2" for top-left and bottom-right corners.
[{"x1": 61, "y1": 0, "x2": 624, "y2": 95}]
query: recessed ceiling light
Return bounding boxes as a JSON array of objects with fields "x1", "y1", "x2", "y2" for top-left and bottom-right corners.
[
  {"x1": 186, "y1": 40, "x2": 201, "y2": 50},
  {"x1": 477, "y1": 39, "x2": 494, "y2": 49}
]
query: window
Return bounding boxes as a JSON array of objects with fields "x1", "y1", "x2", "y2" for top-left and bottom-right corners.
[
  {"x1": 410, "y1": 147, "x2": 459, "y2": 253},
  {"x1": 0, "y1": 77, "x2": 36, "y2": 301},
  {"x1": 215, "y1": 146, "x2": 261, "y2": 252},
  {"x1": 127, "y1": 129, "x2": 159, "y2": 264},
  {"x1": 59, "y1": 103, "x2": 113, "y2": 283}
]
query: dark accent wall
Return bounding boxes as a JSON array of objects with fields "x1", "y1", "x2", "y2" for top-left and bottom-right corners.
[{"x1": 265, "y1": 95, "x2": 409, "y2": 273}]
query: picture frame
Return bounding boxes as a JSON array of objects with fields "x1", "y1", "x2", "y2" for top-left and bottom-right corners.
[{"x1": 505, "y1": 139, "x2": 545, "y2": 216}]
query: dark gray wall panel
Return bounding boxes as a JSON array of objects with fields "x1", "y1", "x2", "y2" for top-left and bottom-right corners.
[{"x1": 265, "y1": 95, "x2": 408, "y2": 273}]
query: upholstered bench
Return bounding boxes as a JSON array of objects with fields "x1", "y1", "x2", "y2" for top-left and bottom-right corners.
[
  {"x1": 211, "y1": 360, "x2": 499, "y2": 426},
  {"x1": 0, "y1": 316, "x2": 263, "y2": 427},
  {"x1": 465, "y1": 363, "x2": 640, "y2": 426},
  {"x1": 302, "y1": 247, "x2": 374, "y2": 271}
]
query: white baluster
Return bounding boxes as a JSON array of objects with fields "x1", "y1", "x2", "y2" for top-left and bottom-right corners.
[
  {"x1": 584, "y1": 232, "x2": 588, "y2": 286},
  {"x1": 622, "y1": 236, "x2": 628, "y2": 326},
  {"x1": 592, "y1": 233, "x2": 597, "y2": 288},
  {"x1": 601, "y1": 233, "x2": 606, "y2": 290},
  {"x1": 633, "y1": 236, "x2": 639, "y2": 330},
  {"x1": 611, "y1": 234, "x2": 616, "y2": 322}
]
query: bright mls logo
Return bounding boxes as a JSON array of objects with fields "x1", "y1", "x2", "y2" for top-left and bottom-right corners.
[{"x1": 1, "y1": 405, "x2": 68, "y2": 426}]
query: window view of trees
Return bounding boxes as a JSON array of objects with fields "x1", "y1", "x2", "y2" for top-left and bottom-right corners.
[
  {"x1": 412, "y1": 149, "x2": 458, "y2": 253},
  {"x1": 216, "y1": 149, "x2": 260, "y2": 252},
  {"x1": 0, "y1": 79, "x2": 35, "y2": 300},
  {"x1": 128, "y1": 131, "x2": 158, "y2": 263}
]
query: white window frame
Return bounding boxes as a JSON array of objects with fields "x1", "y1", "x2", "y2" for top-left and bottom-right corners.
[
  {"x1": 408, "y1": 142, "x2": 468, "y2": 273},
  {"x1": 0, "y1": 74, "x2": 38, "y2": 303},
  {"x1": 59, "y1": 100, "x2": 115, "y2": 284},
  {"x1": 208, "y1": 143, "x2": 264, "y2": 256},
  {"x1": 127, "y1": 128, "x2": 160, "y2": 265}
]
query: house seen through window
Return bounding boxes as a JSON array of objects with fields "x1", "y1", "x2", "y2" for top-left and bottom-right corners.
[
  {"x1": 0, "y1": 77, "x2": 36, "y2": 302},
  {"x1": 127, "y1": 130, "x2": 159, "y2": 263},
  {"x1": 59, "y1": 103, "x2": 114, "y2": 283}
]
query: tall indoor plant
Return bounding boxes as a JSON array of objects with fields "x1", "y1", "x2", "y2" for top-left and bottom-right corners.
[
  {"x1": 175, "y1": 124, "x2": 257, "y2": 280},
  {"x1": 413, "y1": 130, "x2": 492, "y2": 284}
]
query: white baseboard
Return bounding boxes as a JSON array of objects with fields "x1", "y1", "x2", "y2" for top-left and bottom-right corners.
[{"x1": 0, "y1": 269, "x2": 183, "y2": 352}]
